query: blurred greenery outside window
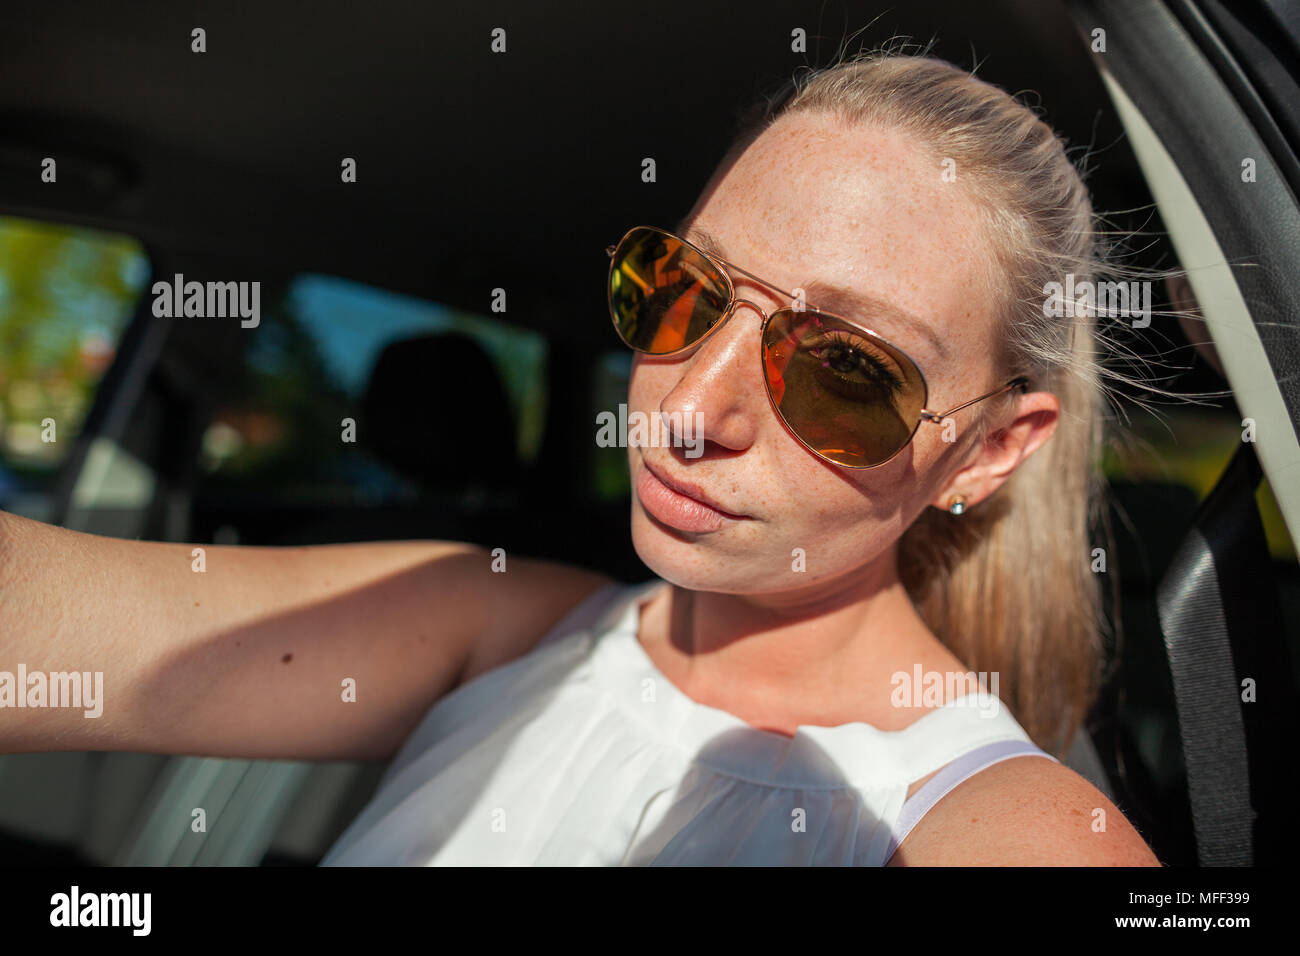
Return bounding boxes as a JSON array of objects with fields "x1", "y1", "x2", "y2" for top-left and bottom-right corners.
[
  {"x1": 197, "y1": 274, "x2": 548, "y2": 503},
  {"x1": 0, "y1": 216, "x2": 150, "y2": 507},
  {"x1": 593, "y1": 350, "x2": 632, "y2": 500}
]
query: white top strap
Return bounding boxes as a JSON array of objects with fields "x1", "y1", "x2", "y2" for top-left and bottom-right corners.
[{"x1": 884, "y1": 739, "x2": 1058, "y2": 862}]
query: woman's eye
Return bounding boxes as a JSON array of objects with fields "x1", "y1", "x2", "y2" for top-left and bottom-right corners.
[
  {"x1": 823, "y1": 346, "x2": 862, "y2": 375},
  {"x1": 808, "y1": 339, "x2": 903, "y2": 392}
]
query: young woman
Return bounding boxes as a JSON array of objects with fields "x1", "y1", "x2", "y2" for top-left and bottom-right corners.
[{"x1": 0, "y1": 52, "x2": 1160, "y2": 866}]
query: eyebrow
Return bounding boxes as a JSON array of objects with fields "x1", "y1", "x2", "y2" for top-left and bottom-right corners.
[{"x1": 676, "y1": 221, "x2": 948, "y2": 362}]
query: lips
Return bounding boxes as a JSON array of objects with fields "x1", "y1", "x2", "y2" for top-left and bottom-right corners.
[{"x1": 635, "y1": 459, "x2": 748, "y2": 533}]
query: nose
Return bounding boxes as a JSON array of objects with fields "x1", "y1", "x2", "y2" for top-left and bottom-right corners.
[{"x1": 656, "y1": 298, "x2": 772, "y2": 457}]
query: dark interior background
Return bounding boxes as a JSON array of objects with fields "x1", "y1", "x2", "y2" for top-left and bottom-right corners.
[{"x1": 0, "y1": 0, "x2": 1172, "y2": 323}]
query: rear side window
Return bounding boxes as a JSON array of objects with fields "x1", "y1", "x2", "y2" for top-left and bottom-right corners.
[
  {"x1": 0, "y1": 216, "x2": 150, "y2": 517},
  {"x1": 196, "y1": 274, "x2": 548, "y2": 507}
]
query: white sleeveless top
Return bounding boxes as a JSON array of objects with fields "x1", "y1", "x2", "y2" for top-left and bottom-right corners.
[{"x1": 320, "y1": 580, "x2": 1055, "y2": 866}]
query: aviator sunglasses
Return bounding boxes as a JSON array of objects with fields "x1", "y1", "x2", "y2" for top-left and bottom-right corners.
[{"x1": 606, "y1": 225, "x2": 1030, "y2": 468}]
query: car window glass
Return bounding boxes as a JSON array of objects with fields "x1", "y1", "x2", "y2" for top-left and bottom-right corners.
[{"x1": 0, "y1": 216, "x2": 150, "y2": 520}]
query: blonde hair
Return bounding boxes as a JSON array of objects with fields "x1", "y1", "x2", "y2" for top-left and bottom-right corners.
[{"x1": 724, "y1": 49, "x2": 1124, "y2": 755}]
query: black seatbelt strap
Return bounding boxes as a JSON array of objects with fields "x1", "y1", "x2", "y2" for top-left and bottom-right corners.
[{"x1": 1155, "y1": 441, "x2": 1264, "y2": 866}]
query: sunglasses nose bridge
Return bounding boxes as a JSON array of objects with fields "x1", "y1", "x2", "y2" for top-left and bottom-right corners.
[
  {"x1": 727, "y1": 297, "x2": 771, "y2": 325},
  {"x1": 694, "y1": 296, "x2": 768, "y2": 347}
]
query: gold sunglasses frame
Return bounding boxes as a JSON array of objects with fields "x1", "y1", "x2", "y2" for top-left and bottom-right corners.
[{"x1": 606, "y1": 225, "x2": 1030, "y2": 468}]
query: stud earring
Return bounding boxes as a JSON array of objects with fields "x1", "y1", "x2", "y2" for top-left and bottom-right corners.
[{"x1": 948, "y1": 495, "x2": 967, "y2": 516}]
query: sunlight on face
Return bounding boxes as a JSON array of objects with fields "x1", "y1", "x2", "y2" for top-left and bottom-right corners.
[{"x1": 627, "y1": 111, "x2": 1004, "y2": 596}]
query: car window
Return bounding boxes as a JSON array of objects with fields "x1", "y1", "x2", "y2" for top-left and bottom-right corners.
[
  {"x1": 0, "y1": 216, "x2": 150, "y2": 520},
  {"x1": 195, "y1": 274, "x2": 548, "y2": 517},
  {"x1": 1103, "y1": 405, "x2": 1297, "y2": 563}
]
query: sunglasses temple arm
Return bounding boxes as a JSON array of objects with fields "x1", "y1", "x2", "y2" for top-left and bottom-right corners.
[{"x1": 922, "y1": 376, "x2": 1030, "y2": 422}]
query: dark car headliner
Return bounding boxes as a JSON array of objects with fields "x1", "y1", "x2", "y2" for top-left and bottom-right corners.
[{"x1": 0, "y1": 0, "x2": 1160, "y2": 349}]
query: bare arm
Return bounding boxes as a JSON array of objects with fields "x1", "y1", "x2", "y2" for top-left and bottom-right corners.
[{"x1": 0, "y1": 510, "x2": 614, "y2": 762}]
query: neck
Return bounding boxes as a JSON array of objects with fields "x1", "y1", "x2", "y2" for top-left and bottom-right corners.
[{"x1": 640, "y1": 549, "x2": 950, "y2": 729}]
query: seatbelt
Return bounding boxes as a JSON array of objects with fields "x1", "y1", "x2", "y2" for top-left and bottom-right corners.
[{"x1": 1155, "y1": 441, "x2": 1271, "y2": 866}]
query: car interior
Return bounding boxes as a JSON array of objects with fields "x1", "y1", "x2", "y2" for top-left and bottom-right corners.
[{"x1": 0, "y1": 0, "x2": 1297, "y2": 866}]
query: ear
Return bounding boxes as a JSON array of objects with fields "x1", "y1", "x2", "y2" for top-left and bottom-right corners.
[{"x1": 930, "y1": 390, "x2": 1060, "y2": 512}]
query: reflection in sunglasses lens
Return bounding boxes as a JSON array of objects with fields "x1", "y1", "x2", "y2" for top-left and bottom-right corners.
[{"x1": 609, "y1": 228, "x2": 730, "y2": 353}]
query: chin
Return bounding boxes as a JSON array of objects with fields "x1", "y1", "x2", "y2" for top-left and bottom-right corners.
[
  {"x1": 628, "y1": 501, "x2": 786, "y2": 595},
  {"x1": 630, "y1": 502, "x2": 727, "y2": 591},
  {"x1": 629, "y1": 499, "x2": 897, "y2": 604}
]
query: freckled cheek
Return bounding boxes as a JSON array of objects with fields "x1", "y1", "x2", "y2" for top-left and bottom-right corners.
[
  {"x1": 894, "y1": 430, "x2": 960, "y2": 510},
  {"x1": 627, "y1": 362, "x2": 670, "y2": 411},
  {"x1": 778, "y1": 496, "x2": 894, "y2": 561}
]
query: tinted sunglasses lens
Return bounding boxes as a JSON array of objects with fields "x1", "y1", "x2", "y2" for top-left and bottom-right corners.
[
  {"x1": 762, "y1": 310, "x2": 927, "y2": 467},
  {"x1": 608, "y1": 227, "x2": 731, "y2": 353}
]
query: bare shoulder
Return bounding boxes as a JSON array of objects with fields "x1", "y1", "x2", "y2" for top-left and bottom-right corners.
[{"x1": 888, "y1": 754, "x2": 1162, "y2": 866}]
